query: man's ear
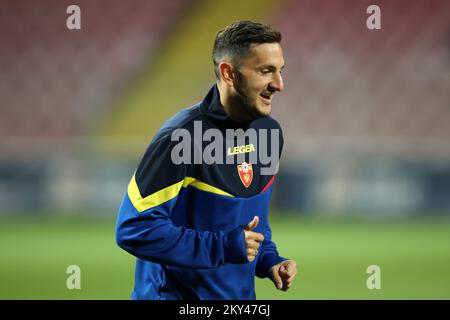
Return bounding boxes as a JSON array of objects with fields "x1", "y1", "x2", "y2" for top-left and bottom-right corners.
[{"x1": 219, "y1": 62, "x2": 235, "y2": 87}]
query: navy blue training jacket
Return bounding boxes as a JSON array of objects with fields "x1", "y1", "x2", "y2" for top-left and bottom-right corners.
[{"x1": 116, "y1": 84, "x2": 287, "y2": 300}]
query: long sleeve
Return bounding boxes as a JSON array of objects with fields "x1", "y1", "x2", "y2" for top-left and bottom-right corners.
[
  {"x1": 116, "y1": 133, "x2": 248, "y2": 268},
  {"x1": 256, "y1": 126, "x2": 287, "y2": 278},
  {"x1": 255, "y1": 223, "x2": 287, "y2": 278}
]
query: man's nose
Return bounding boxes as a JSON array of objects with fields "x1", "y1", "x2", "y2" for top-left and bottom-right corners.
[{"x1": 270, "y1": 73, "x2": 284, "y2": 92}]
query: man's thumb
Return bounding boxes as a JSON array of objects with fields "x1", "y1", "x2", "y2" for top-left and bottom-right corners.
[{"x1": 245, "y1": 216, "x2": 259, "y2": 231}]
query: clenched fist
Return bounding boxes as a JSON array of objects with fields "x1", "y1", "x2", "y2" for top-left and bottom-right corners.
[
  {"x1": 244, "y1": 216, "x2": 264, "y2": 262},
  {"x1": 270, "y1": 260, "x2": 297, "y2": 291}
]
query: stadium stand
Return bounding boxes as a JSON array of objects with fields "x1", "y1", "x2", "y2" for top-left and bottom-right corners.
[
  {"x1": 0, "y1": 0, "x2": 191, "y2": 142},
  {"x1": 0, "y1": 0, "x2": 193, "y2": 211},
  {"x1": 0, "y1": 0, "x2": 448, "y2": 213},
  {"x1": 268, "y1": 0, "x2": 450, "y2": 213},
  {"x1": 271, "y1": 0, "x2": 450, "y2": 156}
]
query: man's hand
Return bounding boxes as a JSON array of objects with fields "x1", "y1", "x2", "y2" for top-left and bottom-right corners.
[
  {"x1": 244, "y1": 216, "x2": 264, "y2": 262},
  {"x1": 270, "y1": 260, "x2": 297, "y2": 291}
]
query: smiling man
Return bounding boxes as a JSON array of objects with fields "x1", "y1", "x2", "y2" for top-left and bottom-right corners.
[
  {"x1": 214, "y1": 34, "x2": 285, "y2": 121},
  {"x1": 116, "y1": 20, "x2": 297, "y2": 300}
]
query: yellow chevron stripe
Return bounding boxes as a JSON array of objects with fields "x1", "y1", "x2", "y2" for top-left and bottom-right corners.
[
  {"x1": 183, "y1": 177, "x2": 233, "y2": 197},
  {"x1": 128, "y1": 174, "x2": 233, "y2": 212}
]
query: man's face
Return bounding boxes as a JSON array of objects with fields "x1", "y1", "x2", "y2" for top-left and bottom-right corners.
[{"x1": 233, "y1": 42, "x2": 285, "y2": 119}]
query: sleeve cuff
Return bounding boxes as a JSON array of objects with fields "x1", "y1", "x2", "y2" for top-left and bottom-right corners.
[
  {"x1": 223, "y1": 225, "x2": 248, "y2": 264},
  {"x1": 257, "y1": 253, "x2": 288, "y2": 279}
]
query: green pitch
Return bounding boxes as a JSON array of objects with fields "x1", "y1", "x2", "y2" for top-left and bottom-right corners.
[{"x1": 0, "y1": 214, "x2": 449, "y2": 299}]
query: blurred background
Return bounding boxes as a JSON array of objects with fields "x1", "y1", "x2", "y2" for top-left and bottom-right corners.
[{"x1": 0, "y1": 0, "x2": 449, "y2": 299}]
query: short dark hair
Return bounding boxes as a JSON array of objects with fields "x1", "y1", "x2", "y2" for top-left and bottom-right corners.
[{"x1": 212, "y1": 20, "x2": 282, "y2": 80}]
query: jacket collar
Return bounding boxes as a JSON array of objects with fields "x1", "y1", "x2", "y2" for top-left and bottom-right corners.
[{"x1": 200, "y1": 84, "x2": 252, "y2": 129}]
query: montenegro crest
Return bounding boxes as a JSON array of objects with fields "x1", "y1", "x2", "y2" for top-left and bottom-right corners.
[{"x1": 237, "y1": 162, "x2": 253, "y2": 188}]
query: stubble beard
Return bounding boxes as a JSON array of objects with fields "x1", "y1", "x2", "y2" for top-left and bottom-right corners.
[{"x1": 234, "y1": 72, "x2": 264, "y2": 121}]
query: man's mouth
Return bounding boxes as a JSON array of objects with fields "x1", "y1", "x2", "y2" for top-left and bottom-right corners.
[{"x1": 259, "y1": 93, "x2": 272, "y2": 104}]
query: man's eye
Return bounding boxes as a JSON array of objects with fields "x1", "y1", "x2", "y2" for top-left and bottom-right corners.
[{"x1": 261, "y1": 70, "x2": 271, "y2": 74}]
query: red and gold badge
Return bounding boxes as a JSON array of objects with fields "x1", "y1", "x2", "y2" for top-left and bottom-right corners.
[{"x1": 237, "y1": 162, "x2": 253, "y2": 188}]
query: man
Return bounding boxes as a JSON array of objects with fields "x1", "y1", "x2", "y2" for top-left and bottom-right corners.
[{"x1": 116, "y1": 20, "x2": 297, "y2": 300}]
